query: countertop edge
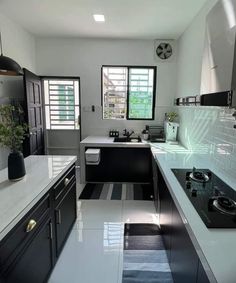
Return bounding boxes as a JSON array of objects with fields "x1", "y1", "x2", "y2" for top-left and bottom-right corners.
[
  {"x1": 153, "y1": 154, "x2": 217, "y2": 283},
  {"x1": 0, "y1": 156, "x2": 77, "y2": 241}
]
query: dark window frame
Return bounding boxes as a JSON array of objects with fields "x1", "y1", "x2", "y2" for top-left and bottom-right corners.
[{"x1": 101, "y1": 65, "x2": 157, "y2": 121}]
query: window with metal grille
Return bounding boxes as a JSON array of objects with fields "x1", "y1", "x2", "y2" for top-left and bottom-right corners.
[
  {"x1": 43, "y1": 78, "x2": 80, "y2": 130},
  {"x1": 102, "y1": 66, "x2": 156, "y2": 120}
]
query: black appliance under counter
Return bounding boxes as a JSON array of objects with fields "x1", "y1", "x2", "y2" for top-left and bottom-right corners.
[{"x1": 172, "y1": 168, "x2": 236, "y2": 228}]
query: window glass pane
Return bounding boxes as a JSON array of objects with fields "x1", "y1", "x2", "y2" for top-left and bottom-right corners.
[
  {"x1": 102, "y1": 66, "x2": 155, "y2": 120},
  {"x1": 43, "y1": 78, "x2": 80, "y2": 129},
  {"x1": 128, "y1": 68, "x2": 155, "y2": 119},
  {"x1": 103, "y1": 67, "x2": 127, "y2": 119}
]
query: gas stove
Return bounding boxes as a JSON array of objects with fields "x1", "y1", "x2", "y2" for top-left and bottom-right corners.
[{"x1": 172, "y1": 167, "x2": 236, "y2": 228}]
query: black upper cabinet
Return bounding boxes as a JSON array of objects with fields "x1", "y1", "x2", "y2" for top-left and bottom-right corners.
[{"x1": 23, "y1": 68, "x2": 44, "y2": 157}]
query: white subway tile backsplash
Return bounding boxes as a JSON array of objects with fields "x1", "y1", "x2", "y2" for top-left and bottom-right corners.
[{"x1": 177, "y1": 107, "x2": 236, "y2": 179}]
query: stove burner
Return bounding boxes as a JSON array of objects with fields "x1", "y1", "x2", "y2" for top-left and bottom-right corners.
[
  {"x1": 212, "y1": 196, "x2": 236, "y2": 216},
  {"x1": 189, "y1": 167, "x2": 209, "y2": 183}
]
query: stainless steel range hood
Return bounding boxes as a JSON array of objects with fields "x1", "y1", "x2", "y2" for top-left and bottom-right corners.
[{"x1": 200, "y1": 0, "x2": 236, "y2": 107}]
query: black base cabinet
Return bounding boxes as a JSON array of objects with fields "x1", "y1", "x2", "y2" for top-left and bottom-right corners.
[
  {"x1": 86, "y1": 147, "x2": 152, "y2": 183},
  {"x1": 171, "y1": 203, "x2": 199, "y2": 283},
  {"x1": 156, "y1": 166, "x2": 210, "y2": 283},
  {"x1": 55, "y1": 180, "x2": 77, "y2": 256},
  {"x1": 158, "y1": 167, "x2": 172, "y2": 262},
  {"x1": 0, "y1": 164, "x2": 76, "y2": 283},
  {"x1": 4, "y1": 217, "x2": 54, "y2": 283}
]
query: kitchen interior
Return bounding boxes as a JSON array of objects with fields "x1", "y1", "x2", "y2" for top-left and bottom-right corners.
[{"x1": 0, "y1": 0, "x2": 236, "y2": 282}]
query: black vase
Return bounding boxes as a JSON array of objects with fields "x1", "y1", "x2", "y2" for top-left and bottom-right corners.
[{"x1": 8, "y1": 151, "x2": 26, "y2": 181}]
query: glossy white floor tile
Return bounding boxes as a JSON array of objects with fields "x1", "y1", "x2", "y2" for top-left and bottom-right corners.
[
  {"x1": 48, "y1": 228, "x2": 122, "y2": 283},
  {"x1": 122, "y1": 200, "x2": 158, "y2": 224},
  {"x1": 49, "y1": 199, "x2": 158, "y2": 283},
  {"x1": 74, "y1": 200, "x2": 123, "y2": 230}
]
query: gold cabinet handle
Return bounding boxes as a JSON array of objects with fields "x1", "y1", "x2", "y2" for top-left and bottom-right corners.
[
  {"x1": 26, "y1": 219, "x2": 37, "y2": 233},
  {"x1": 64, "y1": 178, "x2": 70, "y2": 186}
]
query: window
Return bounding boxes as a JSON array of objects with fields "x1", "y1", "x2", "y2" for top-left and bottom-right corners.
[
  {"x1": 43, "y1": 78, "x2": 80, "y2": 130},
  {"x1": 102, "y1": 66, "x2": 156, "y2": 120}
]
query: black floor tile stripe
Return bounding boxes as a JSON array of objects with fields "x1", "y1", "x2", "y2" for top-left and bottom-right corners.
[
  {"x1": 111, "y1": 184, "x2": 122, "y2": 200},
  {"x1": 79, "y1": 183, "x2": 154, "y2": 200},
  {"x1": 90, "y1": 183, "x2": 103, "y2": 199},
  {"x1": 133, "y1": 184, "x2": 143, "y2": 200},
  {"x1": 122, "y1": 224, "x2": 173, "y2": 283},
  {"x1": 79, "y1": 183, "x2": 96, "y2": 199}
]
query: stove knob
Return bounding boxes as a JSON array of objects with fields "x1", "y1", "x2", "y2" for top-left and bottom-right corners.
[
  {"x1": 192, "y1": 189, "x2": 197, "y2": 197},
  {"x1": 186, "y1": 172, "x2": 190, "y2": 181},
  {"x1": 186, "y1": 181, "x2": 191, "y2": 189}
]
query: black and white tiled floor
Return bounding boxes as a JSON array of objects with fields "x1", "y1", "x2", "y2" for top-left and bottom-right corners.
[
  {"x1": 48, "y1": 198, "x2": 171, "y2": 283},
  {"x1": 79, "y1": 183, "x2": 154, "y2": 201},
  {"x1": 123, "y1": 224, "x2": 173, "y2": 283}
]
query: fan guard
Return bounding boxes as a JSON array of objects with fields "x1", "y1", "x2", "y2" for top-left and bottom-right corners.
[{"x1": 156, "y1": 43, "x2": 173, "y2": 60}]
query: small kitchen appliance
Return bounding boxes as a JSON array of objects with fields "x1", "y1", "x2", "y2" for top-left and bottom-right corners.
[
  {"x1": 164, "y1": 121, "x2": 179, "y2": 144},
  {"x1": 85, "y1": 148, "x2": 101, "y2": 165},
  {"x1": 172, "y1": 167, "x2": 236, "y2": 228},
  {"x1": 146, "y1": 125, "x2": 165, "y2": 142}
]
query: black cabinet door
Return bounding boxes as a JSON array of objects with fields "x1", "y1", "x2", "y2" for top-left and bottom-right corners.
[
  {"x1": 86, "y1": 147, "x2": 152, "y2": 183},
  {"x1": 197, "y1": 261, "x2": 210, "y2": 283},
  {"x1": 158, "y1": 168, "x2": 172, "y2": 261},
  {"x1": 171, "y1": 203, "x2": 199, "y2": 283},
  {"x1": 4, "y1": 217, "x2": 53, "y2": 283},
  {"x1": 152, "y1": 158, "x2": 159, "y2": 212},
  {"x1": 55, "y1": 181, "x2": 77, "y2": 256}
]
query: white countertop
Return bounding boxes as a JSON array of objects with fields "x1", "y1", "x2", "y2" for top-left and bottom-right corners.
[
  {"x1": 80, "y1": 136, "x2": 150, "y2": 148},
  {"x1": 151, "y1": 145, "x2": 236, "y2": 283},
  {"x1": 0, "y1": 155, "x2": 77, "y2": 241},
  {"x1": 80, "y1": 136, "x2": 236, "y2": 282}
]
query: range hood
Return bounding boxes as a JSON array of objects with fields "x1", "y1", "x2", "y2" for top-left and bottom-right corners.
[{"x1": 200, "y1": 0, "x2": 236, "y2": 107}]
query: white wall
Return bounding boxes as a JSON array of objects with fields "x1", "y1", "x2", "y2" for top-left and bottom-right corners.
[
  {"x1": 36, "y1": 37, "x2": 177, "y2": 139},
  {"x1": 176, "y1": 0, "x2": 236, "y2": 180},
  {"x1": 0, "y1": 12, "x2": 36, "y2": 73},
  {"x1": 0, "y1": 12, "x2": 36, "y2": 169}
]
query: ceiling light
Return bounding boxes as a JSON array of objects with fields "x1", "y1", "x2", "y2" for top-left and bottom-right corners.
[{"x1": 93, "y1": 14, "x2": 105, "y2": 22}]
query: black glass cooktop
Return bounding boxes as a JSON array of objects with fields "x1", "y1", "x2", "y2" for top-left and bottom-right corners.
[{"x1": 172, "y1": 168, "x2": 236, "y2": 228}]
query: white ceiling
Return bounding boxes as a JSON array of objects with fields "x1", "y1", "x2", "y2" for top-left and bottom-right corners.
[{"x1": 0, "y1": 0, "x2": 209, "y2": 39}]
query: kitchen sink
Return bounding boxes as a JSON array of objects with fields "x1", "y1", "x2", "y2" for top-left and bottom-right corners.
[{"x1": 113, "y1": 136, "x2": 142, "y2": 143}]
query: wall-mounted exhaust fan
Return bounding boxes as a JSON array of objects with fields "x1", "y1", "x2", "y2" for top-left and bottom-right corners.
[
  {"x1": 156, "y1": 43, "x2": 172, "y2": 60},
  {"x1": 154, "y1": 40, "x2": 175, "y2": 62}
]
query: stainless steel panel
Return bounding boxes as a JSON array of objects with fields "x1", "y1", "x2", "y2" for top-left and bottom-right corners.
[{"x1": 201, "y1": 0, "x2": 236, "y2": 105}]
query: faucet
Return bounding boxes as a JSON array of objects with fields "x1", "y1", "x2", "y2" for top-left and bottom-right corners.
[{"x1": 123, "y1": 129, "x2": 134, "y2": 138}]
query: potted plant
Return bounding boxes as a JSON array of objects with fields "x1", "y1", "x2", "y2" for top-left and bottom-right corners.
[
  {"x1": 0, "y1": 104, "x2": 28, "y2": 181},
  {"x1": 166, "y1": 112, "x2": 178, "y2": 122}
]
